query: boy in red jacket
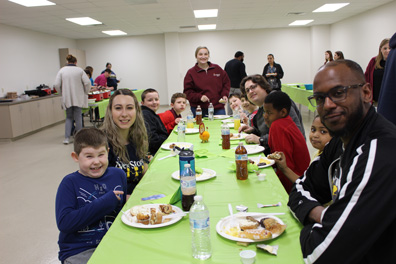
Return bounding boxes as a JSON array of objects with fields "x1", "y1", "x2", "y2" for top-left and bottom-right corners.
[
  {"x1": 263, "y1": 91, "x2": 310, "y2": 193},
  {"x1": 159, "y1": 93, "x2": 187, "y2": 134}
]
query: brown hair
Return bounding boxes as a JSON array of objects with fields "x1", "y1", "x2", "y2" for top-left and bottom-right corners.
[
  {"x1": 324, "y1": 50, "x2": 333, "y2": 64},
  {"x1": 195, "y1": 46, "x2": 210, "y2": 58},
  {"x1": 375, "y1": 38, "x2": 390, "y2": 70},
  {"x1": 85, "y1": 66, "x2": 93, "y2": 75},
  {"x1": 74, "y1": 128, "x2": 108, "y2": 155},
  {"x1": 171, "y1": 92, "x2": 186, "y2": 104},
  {"x1": 66, "y1": 54, "x2": 77, "y2": 64},
  {"x1": 334, "y1": 51, "x2": 344, "y2": 60},
  {"x1": 240, "y1": 74, "x2": 272, "y2": 95},
  {"x1": 102, "y1": 89, "x2": 149, "y2": 162},
  {"x1": 141, "y1": 88, "x2": 158, "y2": 102}
]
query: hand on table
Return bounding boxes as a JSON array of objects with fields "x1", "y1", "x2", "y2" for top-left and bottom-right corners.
[{"x1": 244, "y1": 134, "x2": 260, "y2": 144}]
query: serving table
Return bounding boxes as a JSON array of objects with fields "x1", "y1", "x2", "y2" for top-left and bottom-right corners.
[
  {"x1": 282, "y1": 84, "x2": 315, "y2": 113},
  {"x1": 88, "y1": 119, "x2": 303, "y2": 263}
]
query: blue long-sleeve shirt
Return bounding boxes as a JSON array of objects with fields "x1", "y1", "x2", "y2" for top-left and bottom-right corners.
[{"x1": 55, "y1": 167, "x2": 127, "y2": 262}]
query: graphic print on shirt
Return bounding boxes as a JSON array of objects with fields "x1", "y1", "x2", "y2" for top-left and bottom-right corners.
[
  {"x1": 114, "y1": 157, "x2": 145, "y2": 182},
  {"x1": 76, "y1": 184, "x2": 121, "y2": 244}
]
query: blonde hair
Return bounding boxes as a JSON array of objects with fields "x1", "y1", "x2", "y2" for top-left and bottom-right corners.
[
  {"x1": 195, "y1": 46, "x2": 210, "y2": 58},
  {"x1": 102, "y1": 89, "x2": 148, "y2": 163},
  {"x1": 375, "y1": 38, "x2": 390, "y2": 70}
]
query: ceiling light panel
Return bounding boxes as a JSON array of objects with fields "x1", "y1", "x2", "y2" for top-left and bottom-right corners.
[
  {"x1": 66, "y1": 17, "x2": 102, "y2": 26},
  {"x1": 313, "y1": 3, "x2": 349, "y2": 12},
  {"x1": 198, "y1": 24, "x2": 216, "y2": 30},
  {"x1": 289, "y1": 20, "x2": 314, "y2": 26},
  {"x1": 102, "y1": 30, "x2": 127, "y2": 36},
  {"x1": 8, "y1": 0, "x2": 55, "y2": 7},
  {"x1": 194, "y1": 9, "x2": 218, "y2": 18}
]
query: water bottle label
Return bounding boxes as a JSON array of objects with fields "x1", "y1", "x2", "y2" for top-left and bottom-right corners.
[
  {"x1": 190, "y1": 217, "x2": 210, "y2": 229},
  {"x1": 235, "y1": 154, "x2": 248, "y2": 161},
  {"x1": 178, "y1": 124, "x2": 186, "y2": 132},
  {"x1": 187, "y1": 115, "x2": 193, "y2": 121},
  {"x1": 221, "y1": 129, "x2": 230, "y2": 135}
]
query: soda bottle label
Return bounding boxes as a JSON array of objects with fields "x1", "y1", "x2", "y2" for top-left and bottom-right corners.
[
  {"x1": 221, "y1": 129, "x2": 230, "y2": 135},
  {"x1": 235, "y1": 154, "x2": 248, "y2": 161},
  {"x1": 181, "y1": 178, "x2": 196, "y2": 189},
  {"x1": 190, "y1": 217, "x2": 210, "y2": 229},
  {"x1": 196, "y1": 111, "x2": 202, "y2": 115}
]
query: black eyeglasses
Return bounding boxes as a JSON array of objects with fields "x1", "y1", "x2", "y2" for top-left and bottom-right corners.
[
  {"x1": 307, "y1": 84, "x2": 365, "y2": 107},
  {"x1": 245, "y1": 84, "x2": 258, "y2": 93}
]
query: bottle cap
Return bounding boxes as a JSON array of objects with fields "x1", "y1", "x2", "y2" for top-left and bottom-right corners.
[
  {"x1": 184, "y1": 164, "x2": 191, "y2": 168},
  {"x1": 194, "y1": 195, "x2": 202, "y2": 201},
  {"x1": 238, "y1": 142, "x2": 243, "y2": 146}
]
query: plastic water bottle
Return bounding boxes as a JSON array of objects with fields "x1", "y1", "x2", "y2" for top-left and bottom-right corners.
[
  {"x1": 177, "y1": 119, "x2": 186, "y2": 142},
  {"x1": 233, "y1": 109, "x2": 241, "y2": 130},
  {"x1": 187, "y1": 110, "x2": 194, "y2": 128},
  {"x1": 180, "y1": 164, "x2": 196, "y2": 211},
  {"x1": 189, "y1": 195, "x2": 212, "y2": 260},
  {"x1": 208, "y1": 103, "x2": 214, "y2": 121}
]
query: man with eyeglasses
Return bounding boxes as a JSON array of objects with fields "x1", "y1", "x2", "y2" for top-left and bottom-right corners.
[
  {"x1": 238, "y1": 74, "x2": 305, "y2": 151},
  {"x1": 288, "y1": 60, "x2": 396, "y2": 263}
]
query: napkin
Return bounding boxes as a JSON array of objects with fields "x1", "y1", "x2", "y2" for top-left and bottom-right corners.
[
  {"x1": 194, "y1": 149, "x2": 216, "y2": 158},
  {"x1": 150, "y1": 187, "x2": 181, "y2": 205},
  {"x1": 228, "y1": 162, "x2": 259, "y2": 172},
  {"x1": 219, "y1": 149, "x2": 236, "y2": 159}
]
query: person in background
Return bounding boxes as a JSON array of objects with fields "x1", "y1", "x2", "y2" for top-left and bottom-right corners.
[
  {"x1": 271, "y1": 115, "x2": 333, "y2": 183},
  {"x1": 262, "y1": 54, "x2": 284, "y2": 91},
  {"x1": 55, "y1": 128, "x2": 126, "y2": 263},
  {"x1": 184, "y1": 46, "x2": 230, "y2": 117},
  {"x1": 333, "y1": 51, "x2": 344, "y2": 60},
  {"x1": 140, "y1": 88, "x2": 168, "y2": 155},
  {"x1": 94, "y1": 69, "x2": 114, "y2": 90},
  {"x1": 85, "y1": 66, "x2": 94, "y2": 86},
  {"x1": 101, "y1": 62, "x2": 119, "y2": 90},
  {"x1": 289, "y1": 60, "x2": 396, "y2": 263},
  {"x1": 54, "y1": 54, "x2": 91, "y2": 145},
  {"x1": 238, "y1": 74, "x2": 305, "y2": 152},
  {"x1": 364, "y1": 38, "x2": 390, "y2": 105},
  {"x1": 240, "y1": 93, "x2": 258, "y2": 127},
  {"x1": 159, "y1": 92, "x2": 187, "y2": 135},
  {"x1": 324, "y1": 50, "x2": 333, "y2": 64},
  {"x1": 378, "y1": 33, "x2": 396, "y2": 125},
  {"x1": 263, "y1": 91, "x2": 310, "y2": 193},
  {"x1": 224, "y1": 51, "x2": 247, "y2": 115},
  {"x1": 102, "y1": 89, "x2": 149, "y2": 196}
]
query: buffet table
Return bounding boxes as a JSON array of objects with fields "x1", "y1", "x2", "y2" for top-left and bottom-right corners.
[
  {"x1": 88, "y1": 118, "x2": 303, "y2": 263},
  {"x1": 282, "y1": 84, "x2": 315, "y2": 113}
]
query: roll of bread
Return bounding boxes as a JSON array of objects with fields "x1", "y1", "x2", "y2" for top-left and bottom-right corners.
[{"x1": 239, "y1": 229, "x2": 272, "y2": 240}]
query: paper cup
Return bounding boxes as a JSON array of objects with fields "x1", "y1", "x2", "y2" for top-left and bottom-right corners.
[
  {"x1": 240, "y1": 250, "x2": 256, "y2": 264},
  {"x1": 258, "y1": 173, "x2": 266, "y2": 181}
]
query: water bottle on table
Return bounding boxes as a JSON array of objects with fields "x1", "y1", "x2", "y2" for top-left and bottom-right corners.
[
  {"x1": 233, "y1": 109, "x2": 241, "y2": 130},
  {"x1": 180, "y1": 164, "x2": 196, "y2": 211},
  {"x1": 177, "y1": 119, "x2": 186, "y2": 142},
  {"x1": 189, "y1": 195, "x2": 212, "y2": 260},
  {"x1": 208, "y1": 103, "x2": 214, "y2": 121}
]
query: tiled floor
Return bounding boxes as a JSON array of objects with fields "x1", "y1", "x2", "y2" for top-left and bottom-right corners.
[{"x1": 0, "y1": 104, "x2": 315, "y2": 263}]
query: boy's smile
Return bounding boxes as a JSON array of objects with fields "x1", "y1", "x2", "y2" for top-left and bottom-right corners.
[
  {"x1": 142, "y1": 92, "x2": 160, "y2": 112},
  {"x1": 72, "y1": 146, "x2": 109, "y2": 178}
]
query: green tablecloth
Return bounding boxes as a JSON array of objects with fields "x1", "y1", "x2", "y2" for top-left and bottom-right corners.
[
  {"x1": 282, "y1": 84, "x2": 315, "y2": 112},
  {"x1": 88, "y1": 119, "x2": 303, "y2": 264}
]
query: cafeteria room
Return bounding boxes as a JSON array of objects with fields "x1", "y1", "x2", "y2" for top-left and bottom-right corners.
[{"x1": 0, "y1": 0, "x2": 395, "y2": 263}]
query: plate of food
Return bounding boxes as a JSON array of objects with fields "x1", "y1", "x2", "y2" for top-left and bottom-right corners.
[
  {"x1": 232, "y1": 145, "x2": 265, "y2": 155},
  {"x1": 230, "y1": 133, "x2": 247, "y2": 140},
  {"x1": 216, "y1": 213, "x2": 286, "y2": 242},
  {"x1": 214, "y1": 115, "x2": 230, "y2": 120},
  {"x1": 249, "y1": 156, "x2": 275, "y2": 168},
  {"x1": 121, "y1": 204, "x2": 184, "y2": 228},
  {"x1": 161, "y1": 142, "x2": 193, "y2": 150},
  {"x1": 171, "y1": 168, "x2": 216, "y2": 181}
]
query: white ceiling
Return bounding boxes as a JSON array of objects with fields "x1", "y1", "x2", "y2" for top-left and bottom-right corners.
[{"x1": 0, "y1": 0, "x2": 393, "y2": 39}]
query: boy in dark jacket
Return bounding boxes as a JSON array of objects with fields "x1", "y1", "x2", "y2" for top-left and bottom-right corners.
[{"x1": 141, "y1": 88, "x2": 168, "y2": 155}]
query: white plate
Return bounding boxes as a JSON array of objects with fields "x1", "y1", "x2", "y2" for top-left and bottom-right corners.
[
  {"x1": 175, "y1": 128, "x2": 199, "y2": 134},
  {"x1": 223, "y1": 118, "x2": 234, "y2": 123},
  {"x1": 230, "y1": 133, "x2": 247, "y2": 141},
  {"x1": 171, "y1": 168, "x2": 216, "y2": 181},
  {"x1": 161, "y1": 142, "x2": 193, "y2": 150},
  {"x1": 232, "y1": 145, "x2": 265, "y2": 155},
  {"x1": 214, "y1": 115, "x2": 231, "y2": 120},
  {"x1": 226, "y1": 123, "x2": 235, "y2": 128},
  {"x1": 121, "y1": 204, "x2": 183, "y2": 229},
  {"x1": 249, "y1": 156, "x2": 275, "y2": 168},
  {"x1": 216, "y1": 213, "x2": 286, "y2": 243}
]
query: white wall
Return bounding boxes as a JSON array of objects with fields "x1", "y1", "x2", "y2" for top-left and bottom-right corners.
[
  {"x1": 1, "y1": 0, "x2": 395, "y2": 99},
  {"x1": 0, "y1": 24, "x2": 76, "y2": 97}
]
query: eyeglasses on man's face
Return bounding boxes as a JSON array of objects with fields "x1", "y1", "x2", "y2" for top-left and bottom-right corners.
[
  {"x1": 307, "y1": 84, "x2": 365, "y2": 108},
  {"x1": 245, "y1": 84, "x2": 259, "y2": 93}
]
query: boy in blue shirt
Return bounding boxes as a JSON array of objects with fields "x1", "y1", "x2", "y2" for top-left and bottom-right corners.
[{"x1": 55, "y1": 128, "x2": 127, "y2": 263}]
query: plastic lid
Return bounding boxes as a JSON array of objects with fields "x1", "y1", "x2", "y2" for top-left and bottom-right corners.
[
  {"x1": 194, "y1": 195, "x2": 202, "y2": 201},
  {"x1": 184, "y1": 164, "x2": 191, "y2": 168}
]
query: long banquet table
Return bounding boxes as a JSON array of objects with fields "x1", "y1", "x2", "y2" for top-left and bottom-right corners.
[
  {"x1": 282, "y1": 84, "x2": 315, "y2": 113},
  {"x1": 88, "y1": 118, "x2": 303, "y2": 264}
]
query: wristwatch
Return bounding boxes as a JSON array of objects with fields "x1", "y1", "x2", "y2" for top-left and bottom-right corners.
[{"x1": 259, "y1": 137, "x2": 265, "y2": 146}]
